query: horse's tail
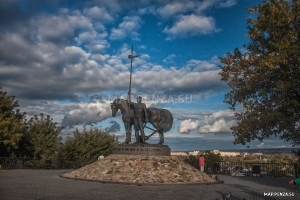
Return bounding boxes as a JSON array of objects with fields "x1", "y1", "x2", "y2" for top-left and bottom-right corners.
[{"x1": 160, "y1": 109, "x2": 173, "y2": 132}]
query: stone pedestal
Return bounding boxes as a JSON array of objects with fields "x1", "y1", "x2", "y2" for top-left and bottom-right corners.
[
  {"x1": 112, "y1": 143, "x2": 171, "y2": 156},
  {"x1": 61, "y1": 154, "x2": 221, "y2": 185}
]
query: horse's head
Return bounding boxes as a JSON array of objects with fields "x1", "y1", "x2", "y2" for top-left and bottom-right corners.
[{"x1": 110, "y1": 102, "x2": 118, "y2": 117}]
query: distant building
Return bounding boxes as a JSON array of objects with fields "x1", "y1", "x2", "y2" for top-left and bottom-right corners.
[
  {"x1": 219, "y1": 152, "x2": 241, "y2": 157},
  {"x1": 188, "y1": 151, "x2": 200, "y2": 156},
  {"x1": 212, "y1": 150, "x2": 220, "y2": 154},
  {"x1": 171, "y1": 152, "x2": 187, "y2": 156},
  {"x1": 171, "y1": 150, "x2": 262, "y2": 157},
  {"x1": 212, "y1": 150, "x2": 240, "y2": 157},
  {"x1": 171, "y1": 151, "x2": 202, "y2": 156},
  {"x1": 242, "y1": 152, "x2": 249, "y2": 157},
  {"x1": 252, "y1": 153, "x2": 263, "y2": 156}
]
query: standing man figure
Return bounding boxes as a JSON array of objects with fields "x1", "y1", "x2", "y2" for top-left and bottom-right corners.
[
  {"x1": 199, "y1": 154, "x2": 205, "y2": 172},
  {"x1": 132, "y1": 96, "x2": 148, "y2": 143}
]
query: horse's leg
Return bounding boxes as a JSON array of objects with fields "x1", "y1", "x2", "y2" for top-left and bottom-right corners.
[
  {"x1": 158, "y1": 131, "x2": 164, "y2": 145},
  {"x1": 126, "y1": 125, "x2": 131, "y2": 144},
  {"x1": 127, "y1": 120, "x2": 132, "y2": 143},
  {"x1": 148, "y1": 109, "x2": 165, "y2": 144},
  {"x1": 124, "y1": 119, "x2": 131, "y2": 144},
  {"x1": 129, "y1": 121, "x2": 132, "y2": 143}
]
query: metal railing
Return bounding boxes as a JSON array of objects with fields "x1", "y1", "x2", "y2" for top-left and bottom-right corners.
[
  {"x1": 0, "y1": 157, "x2": 78, "y2": 169},
  {"x1": 204, "y1": 161, "x2": 296, "y2": 178}
]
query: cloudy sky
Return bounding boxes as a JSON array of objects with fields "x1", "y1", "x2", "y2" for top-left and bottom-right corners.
[{"x1": 0, "y1": 0, "x2": 293, "y2": 151}]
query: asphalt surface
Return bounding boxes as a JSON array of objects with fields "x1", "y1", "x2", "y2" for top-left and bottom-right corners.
[{"x1": 0, "y1": 170, "x2": 300, "y2": 200}]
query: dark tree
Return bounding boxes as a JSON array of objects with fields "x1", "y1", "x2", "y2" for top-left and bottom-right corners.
[
  {"x1": 58, "y1": 128, "x2": 118, "y2": 168},
  {"x1": 204, "y1": 151, "x2": 222, "y2": 162},
  {"x1": 26, "y1": 113, "x2": 62, "y2": 160},
  {"x1": 219, "y1": 0, "x2": 300, "y2": 146},
  {"x1": 0, "y1": 88, "x2": 26, "y2": 156}
]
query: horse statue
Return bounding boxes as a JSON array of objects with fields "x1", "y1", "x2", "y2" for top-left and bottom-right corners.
[{"x1": 110, "y1": 99, "x2": 173, "y2": 144}]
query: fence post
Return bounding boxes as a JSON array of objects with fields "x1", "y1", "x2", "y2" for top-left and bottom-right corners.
[{"x1": 45, "y1": 160, "x2": 52, "y2": 169}]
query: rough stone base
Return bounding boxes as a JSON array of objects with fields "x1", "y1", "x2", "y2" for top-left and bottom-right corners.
[
  {"x1": 61, "y1": 154, "x2": 222, "y2": 185},
  {"x1": 112, "y1": 143, "x2": 171, "y2": 156}
]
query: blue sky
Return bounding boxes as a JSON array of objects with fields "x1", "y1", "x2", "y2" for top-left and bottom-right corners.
[{"x1": 0, "y1": 0, "x2": 294, "y2": 151}]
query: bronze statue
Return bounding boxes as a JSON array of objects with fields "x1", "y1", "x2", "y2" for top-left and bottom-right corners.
[
  {"x1": 131, "y1": 96, "x2": 148, "y2": 143},
  {"x1": 110, "y1": 99, "x2": 133, "y2": 144},
  {"x1": 110, "y1": 46, "x2": 173, "y2": 145},
  {"x1": 110, "y1": 99, "x2": 173, "y2": 144}
]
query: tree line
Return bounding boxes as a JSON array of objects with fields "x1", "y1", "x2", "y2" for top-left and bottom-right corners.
[{"x1": 0, "y1": 88, "x2": 118, "y2": 167}]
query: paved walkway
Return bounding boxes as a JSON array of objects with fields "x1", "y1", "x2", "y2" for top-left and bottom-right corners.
[{"x1": 0, "y1": 170, "x2": 299, "y2": 200}]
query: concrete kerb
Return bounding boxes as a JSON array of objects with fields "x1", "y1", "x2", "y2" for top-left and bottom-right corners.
[{"x1": 59, "y1": 173, "x2": 224, "y2": 186}]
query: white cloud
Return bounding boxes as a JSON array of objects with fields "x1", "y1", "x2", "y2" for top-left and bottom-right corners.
[
  {"x1": 155, "y1": 0, "x2": 237, "y2": 39},
  {"x1": 83, "y1": 6, "x2": 114, "y2": 22},
  {"x1": 163, "y1": 14, "x2": 217, "y2": 37},
  {"x1": 157, "y1": 1, "x2": 195, "y2": 19},
  {"x1": 178, "y1": 119, "x2": 200, "y2": 134},
  {"x1": 90, "y1": 43, "x2": 107, "y2": 52},
  {"x1": 219, "y1": 0, "x2": 237, "y2": 8},
  {"x1": 62, "y1": 101, "x2": 112, "y2": 128},
  {"x1": 109, "y1": 16, "x2": 141, "y2": 40},
  {"x1": 156, "y1": 0, "x2": 235, "y2": 19},
  {"x1": 163, "y1": 54, "x2": 176, "y2": 64},
  {"x1": 270, "y1": 145, "x2": 286, "y2": 148},
  {"x1": 209, "y1": 110, "x2": 235, "y2": 120},
  {"x1": 138, "y1": 45, "x2": 147, "y2": 49},
  {"x1": 199, "y1": 118, "x2": 233, "y2": 133},
  {"x1": 132, "y1": 67, "x2": 223, "y2": 93},
  {"x1": 194, "y1": 0, "x2": 236, "y2": 12},
  {"x1": 36, "y1": 16, "x2": 73, "y2": 43},
  {"x1": 171, "y1": 109, "x2": 206, "y2": 121},
  {"x1": 138, "y1": 6, "x2": 156, "y2": 15},
  {"x1": 34, "y1": 10, "x2": 110, "y2": 55},
  {"x1": 91, "y1": 0, "x2": 122, "y2": 12},
  {"x1": 36, "y1": 11, "x2": 93, "y2": 43},
  {"x1": 256, "y1": 143, "x2": 265, "y2": 148},
  {"x1": 64, "y1": 46, "x2": 91, "y2": 61},
  {"x1": 255, "y1": 142, "x2": 287, "y2": 149},
  {"x1": 185, "y1": 59, "x2": 218, "y2": 72},
  {"x1": 74, "y1": 30, "x2": 109, "y2": 53},
  {"x1": 91, "y1": 54, "x2": 110, "y2": 62},
  {"x1": 202, "y1": 110, "x2": 235, "y2": 125},
  {"x1": 75, "y1": 31, "x2": 98, "y2": 44}
]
